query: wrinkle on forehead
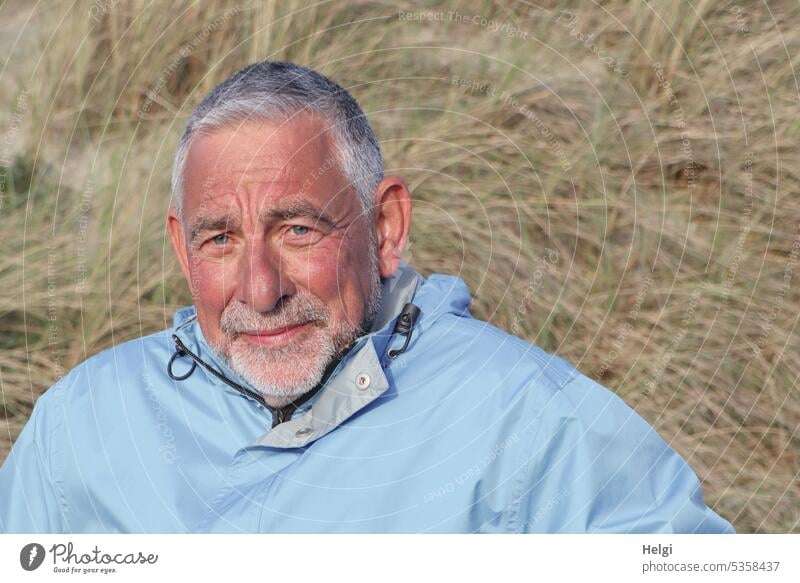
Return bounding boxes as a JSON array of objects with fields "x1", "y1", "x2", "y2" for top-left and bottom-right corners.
[
  {"x1": 197, "y1": 156, "x2": 299, "y2": 186},
  {"x1": 182, "y1": 117, "x2": 351, "y2": 226},
  {"x1": 189, "y1": 155, "x2": 339, "y2": 198},
  {"x1": 188, "y1": 116, "x2": 336, "y2": 179}
]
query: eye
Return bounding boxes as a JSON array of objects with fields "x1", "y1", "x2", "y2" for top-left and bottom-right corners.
[
  {"x1": 211, "y1": 233, "x2": 229, "y2": 245},
  {"x1": 283, "y1": 224, "x2": 323, "y2": 246}
]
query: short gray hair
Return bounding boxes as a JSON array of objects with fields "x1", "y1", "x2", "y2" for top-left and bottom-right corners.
[{"x1": 171, "y1": 61, "x2": 383, "y2": 220}]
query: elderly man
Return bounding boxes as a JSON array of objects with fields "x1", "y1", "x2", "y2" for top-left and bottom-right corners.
[{"x1": 0, "y1": 61, "x2": 733, "y2": 533}]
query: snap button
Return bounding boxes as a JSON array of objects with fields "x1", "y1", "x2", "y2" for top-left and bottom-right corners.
[
  {"x1": 295, "y1": 427, "x2": 313, "y2": 437},
  {"x1": 356, "y1": 373, "x2": 371, "y2": 390}
]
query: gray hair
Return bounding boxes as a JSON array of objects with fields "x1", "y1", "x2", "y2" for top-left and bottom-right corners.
[{"x1": 171, "y1": 61, "x2": 383, "y2": 221}]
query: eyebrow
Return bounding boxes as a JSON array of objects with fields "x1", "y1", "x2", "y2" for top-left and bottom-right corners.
[
  {"x1": 188, "y1": 200, "x2": 338, "y2": 243},
  {"x1": 261, "y1": 200, "x2": 337, "y2": 230},
  {"x1": 190, "y1": 215, "x2": 240, "y2": 243}
]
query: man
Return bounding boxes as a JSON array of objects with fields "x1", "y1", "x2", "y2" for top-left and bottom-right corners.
[{"x1": 0, "y1": 61, "x2": 733, "y2": 533}]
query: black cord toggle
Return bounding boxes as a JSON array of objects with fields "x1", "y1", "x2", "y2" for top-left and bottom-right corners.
[
  {"x1": 167, "y1": 338, "x2": 196, "y2": 381},
  {"x1": 387, "y1": 303, "x2": 421, "y2": 359}
]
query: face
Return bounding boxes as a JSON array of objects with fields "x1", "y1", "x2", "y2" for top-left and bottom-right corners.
[{"x1": 167, "y1": 115, "x2": 406, "y2": 407}]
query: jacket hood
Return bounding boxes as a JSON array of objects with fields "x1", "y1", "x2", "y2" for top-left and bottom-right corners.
[{"x1": 409, "y1": 272, "x2": 473, "y2": 331}]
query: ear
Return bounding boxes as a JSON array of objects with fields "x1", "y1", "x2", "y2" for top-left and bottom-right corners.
[
  {"x1": 167, "y1": 207, "x2": 192, "y2": 283},
  {"x1": 372, "y1": 176, "x2": 413, "y2": 278}
]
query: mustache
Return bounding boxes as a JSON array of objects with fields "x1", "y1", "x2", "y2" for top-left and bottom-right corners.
[{"x1": 220, "y1": 293, "x2": 330, "y2": 334}]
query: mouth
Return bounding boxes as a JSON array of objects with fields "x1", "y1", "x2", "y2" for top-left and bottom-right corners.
[{"x1": 237, "y1": 321, "x2": 314, "y2": 347}]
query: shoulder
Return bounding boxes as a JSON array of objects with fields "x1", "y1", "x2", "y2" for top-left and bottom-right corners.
[
  {"x1": 24, "y1": 328, "x2": 177, "y2": 471},
  {"x1": 419, "y1": 311, "x2": 580, "y2": 398},
  {"x1": 37, "y1": 328, "x2": 174, "y2": 411},
  {"x1": 515, "y1": 371, "x2": 734, "y2": 532},
  {"x1": 430, "y1": 311, "x2": 647, "y2": 420},
  {"x1": 418, "y1": 309, "x2": 669, "y2": 453}
]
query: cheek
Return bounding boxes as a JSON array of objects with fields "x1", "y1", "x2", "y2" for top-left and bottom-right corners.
[
  {"x1": 189, "y1": 255, "x2": 236, "y2": 316},
  {"x1": 285, "y1": 250, "x2": 341, "y2": 299},
  {"x1": 289, "y1": 238, "x2": 371, "y2": 319}
]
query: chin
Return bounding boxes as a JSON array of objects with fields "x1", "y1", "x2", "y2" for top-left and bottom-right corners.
[{"x1": 225, "y1": 329, "x2": 337, "y2": 401}]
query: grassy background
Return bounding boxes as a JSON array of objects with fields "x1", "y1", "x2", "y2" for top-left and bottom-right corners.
[{"x1": 1, "y1": 0, "x2": 798, "y2": 533}]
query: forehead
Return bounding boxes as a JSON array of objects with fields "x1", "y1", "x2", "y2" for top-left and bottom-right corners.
[{"x1": 182, "y1": 116, "x2": 352, "y2": 220}]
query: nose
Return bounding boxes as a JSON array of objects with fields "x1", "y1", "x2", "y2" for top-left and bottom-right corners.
[{"x1": 234, "y1": 241, "x2": 295, "y2": 312}]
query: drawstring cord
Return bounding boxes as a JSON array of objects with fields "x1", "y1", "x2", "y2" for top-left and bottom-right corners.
[
  {"x1": 167, "y1": 334, "x2": 325, "y2": 428},
  {"x1": 167, "y1": 303, "x2": 421, "y2": 427}
]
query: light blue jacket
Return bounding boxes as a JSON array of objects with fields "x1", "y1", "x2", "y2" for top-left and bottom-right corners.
[{"x1": 0, "y1": 263, "x2": 734, "y2": 533}]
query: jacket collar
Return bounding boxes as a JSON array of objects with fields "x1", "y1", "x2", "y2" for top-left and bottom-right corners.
[{"x1": 171, "y1": 261, "x2": 427, "y2": 448}]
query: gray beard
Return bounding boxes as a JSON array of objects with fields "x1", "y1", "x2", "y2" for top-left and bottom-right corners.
[{"x1": 210, "y1": 250, "x2": 383, "y2": 409}]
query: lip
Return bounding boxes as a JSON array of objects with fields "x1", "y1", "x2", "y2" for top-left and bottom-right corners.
[{"x1": 238, "y1": 322, "x2": 313, "y2": 347}]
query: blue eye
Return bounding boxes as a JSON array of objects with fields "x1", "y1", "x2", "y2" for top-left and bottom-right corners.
[
  {"x1": 211, "y1": 233, "x2": 229, "y2": 245},
  {"x1": 290, "y1": 225, "x2": 311, "y2": 236}
]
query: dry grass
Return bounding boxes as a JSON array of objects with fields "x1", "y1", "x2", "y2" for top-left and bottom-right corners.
[{"x1": 1, "y1": 0, "x2": 798, "y2": 532}]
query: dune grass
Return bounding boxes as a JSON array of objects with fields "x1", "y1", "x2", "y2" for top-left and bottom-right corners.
[{"x1": 1, "y1": 0, "x2": 798, "y2": 532}]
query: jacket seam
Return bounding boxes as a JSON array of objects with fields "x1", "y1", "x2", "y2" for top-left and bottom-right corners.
[
  {"x1": 506, "y1": 399, "x2": 547, "y2": 533},
  {"x1": 506, "y1": 371, "x2": 578, "y2": 533},
  {"x1": 34, "y1": 384, "x2": 69, "y2": 532}
]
